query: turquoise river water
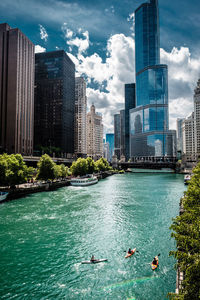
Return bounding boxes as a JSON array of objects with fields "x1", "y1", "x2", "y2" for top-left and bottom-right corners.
[{"x1": 0, "y1": 172, "x2": 186, "y2": 300}]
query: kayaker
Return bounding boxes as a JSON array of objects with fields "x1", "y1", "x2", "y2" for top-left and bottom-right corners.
[
  {"x1": 152, "y1": 256, "x2": 158, "y2": 265},
  {"x1": 128, "y1": 248, "x2": 132, "y2": 254},
  {"x1": 90, "y1": 255, "x2": 96, "y2": 262}
]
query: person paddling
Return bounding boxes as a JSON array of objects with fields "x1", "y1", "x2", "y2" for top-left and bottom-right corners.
[
  {"x1": 90, "y1": 255, "x2": 96, "y2": 262},
  {"x1": 152, "y1": 256, "x2": 159, "y2": 265}
]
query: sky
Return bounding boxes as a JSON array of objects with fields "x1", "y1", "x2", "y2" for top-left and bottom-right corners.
[{"x1": 1, "y1": 0, "x2": 200, "y2": 133}]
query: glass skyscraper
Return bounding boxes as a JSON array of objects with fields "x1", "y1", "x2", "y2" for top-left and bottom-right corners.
[
  {"x1": 125, "y1": 83, "x2": 136, "y2": 160},
  {"x1": 130, "y1": 0, "x2": 175, "y2": 158},
  {"x1": 34, "y1": 50, "x2": 75, "y2": 156},
  {"x1": 106, "y1": 133, "x2": 114, "y2": 162}
]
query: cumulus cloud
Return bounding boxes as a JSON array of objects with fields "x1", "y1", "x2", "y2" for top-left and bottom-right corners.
[
  {"x1": 127, "y1": 12, "x2": 135, "y2": 36},
  {"x1": 39, "y1": 24, "x2": 48, "y2": 42},
  {"x1": 66, "y1": 32, "x2": 135, "y2": 132},
  {"x1": 35, "y1": 45, "x2": 46, "y2": 53},
  {"x1": 160, "y1": 47, "x2": 200, "y2": 129},
  {"x1": 62, "y1": 24, "x2": 89, "y2": 55}
]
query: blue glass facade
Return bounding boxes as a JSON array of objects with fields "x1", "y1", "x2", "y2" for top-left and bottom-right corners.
[
  {"x1": 114, "y1": 114, "x2": 120, "y2": 159},
  {"x1": 125, "y1": 83, "x2": 136, "y2": 160},
  {"x1": 120, "y1": 110, "x2": 125, "y2": 156},
  {"x1": 106, "y1": 133, "x2": 114, "y2": 161},
  {"x1": 135, "y1": 0, "x2": 160, "y2": 74},
  {"x1": 130, "y1": 0, "x2": 174, "y2": 158},
  {"x1": 136, "y1": 65, "x2": 168, "y2": 107}
]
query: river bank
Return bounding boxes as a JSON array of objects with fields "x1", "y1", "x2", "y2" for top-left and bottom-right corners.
[{"x1": 0, "y1": 171, "x2": 117, "y2": 203}]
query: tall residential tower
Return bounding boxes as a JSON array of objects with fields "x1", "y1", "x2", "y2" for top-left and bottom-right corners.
[
  {"x1": 74, "y1": 77, "x2": 87, "y2": 157},
  {"x1": 130, "y1": 0, "x2": 175, "y2": 158},
  {"x1": 0, "y1": 23, "x2": 34, "y2": 155},
  {"x1": 87, "y1": 104, "x2": 103, "y2": 159}
]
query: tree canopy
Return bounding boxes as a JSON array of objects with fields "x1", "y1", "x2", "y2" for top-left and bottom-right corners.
[
  {"x1": 169, "y1": 163, "x2": 200, "y2": 300},
  {"x1": 70, "y1": 157, "x2": 111, "y2": 176},
  {"x1": 0, "y1": 153, "x2": 35, "y2": 186}
]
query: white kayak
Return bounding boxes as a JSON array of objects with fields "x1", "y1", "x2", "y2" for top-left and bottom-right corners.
[{"x1": 81, "y1": 259, "x2": 108, "y2": 264}]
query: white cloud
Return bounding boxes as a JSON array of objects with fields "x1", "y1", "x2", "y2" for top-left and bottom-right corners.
[
  {"x1": 35, "y1": 45, "x2": 46, "y2": 53},
  {"x1": 39, "y1": 24, "x2": 48, "y2": 42},
  {"x1": 62, "y1": 24, "x2": 89, "y2": 55},
  {"x1": 127, "y1": 12, "x2": 135, "y2": 36},
  {"x1": 160, "y1": 47, "x2": 200, "y2": 129},
  {"x1": 67, "y1": 32, "x2": 135, "y2": 132},
  {"x1": 67, "y1": 30, "x2": 89, "y2": 54}
]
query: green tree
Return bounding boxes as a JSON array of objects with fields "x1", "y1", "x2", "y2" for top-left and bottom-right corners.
[
  {"x1": 86, "y1": 157, "x2": 96, "y2": 174},
  {"x1": 0, "y1": 153, "x2": 33, "y2": 186},
  {"x1": 26, "y1": 166, "x2": 36, "y2": 181},
  {"x1": 0, "y1": 154, "x2": 8, "y2": 185},
  {"x1": 36, "y1": 154, "x2": 57, "y2": 181},
  {"x1": 95, "y1": 158, "x2": 111, "y2": 172},
  {"x1": 169, "y1": 163, "x2": 200, "y2": 299},
  {"x1": 70, "y1": 158, "x2": 88, "y2": 176}
]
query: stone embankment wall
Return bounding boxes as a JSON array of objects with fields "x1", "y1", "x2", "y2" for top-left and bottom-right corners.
[
  {"x1": 0, "y1": 171, "x2": 116, "y2": 203},
  {"x1": 0, "y1": 179, "x2": 70, "y2": 203}
]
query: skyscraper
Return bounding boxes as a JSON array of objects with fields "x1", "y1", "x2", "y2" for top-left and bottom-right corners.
[
  {"x1": 182, "y1": 113, "x2": 195, "y2": 160},
  {"x1": 74, "y1": 77, "x2": 87, "y2": 157},
  {"x1": 130, "y1": 0, "x2": 175, "y2": 158},
  {"x1": 34, "y1": 50, "x2": 75, "y2": 156},
  {"x1": 87, "y1": 104, "x2": 103, "y2": 159},
  {"x1": 194, "y1": 79, "x2": 200, "y2": 158},
  {"x1": 106, "y1": 133, "x2": 114, "y2": 162},
  {"x1": 120, "y1": 109, "x2": 125, "y2": 157},
  {"x1": 176, "y1": 118, "x2": 184, "y2": 154},
  {"x1": 125, "y1": 83, "x2": 136, "y2": 160},
  {"x1": 114, "y1": 114, "x2": 120, "y2": 159},
  {"x1": 0, "y1": 23, "x2": 34, "y2": 155}
]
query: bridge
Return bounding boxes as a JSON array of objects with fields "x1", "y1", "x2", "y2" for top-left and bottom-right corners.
[
  {"x1": 117, "y1": 156, "x2": 177, "y2": 171},
  {"x1": 119, "y1": 161, "x2": 177, "y2": 170},
  {"x1": 23, "y1": 156, "x2": 74, "y2": 167}
]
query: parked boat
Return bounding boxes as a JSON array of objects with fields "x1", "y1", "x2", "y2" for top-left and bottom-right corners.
[
  {"x1": 70, "y1": 175, "x2": 98, "y2": 186},
  {"x1": 184, "y1": 174, "x2": 191, "y2": 185},
  {"x1": 0, "y1": 191, "x2": 9, "y2": 202}
]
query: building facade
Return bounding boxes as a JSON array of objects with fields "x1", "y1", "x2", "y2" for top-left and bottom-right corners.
[
  {"x1": 114, "y1": 114, "x2": 121, "y2": 159},
  {"x1": 0, "y1": 23, "x2": 34, "y2": 155},
  {"x1": 120, "y1": 110, "x2": 125, "y2": 157},
  {"x1": 125, "y1": 83, "x2": 136, "y2": 161},
  {"x1": 106, "y1": 133, "x2": 114, "y2": 162},
  {"x1": 130, "y1": 0, "x2": 175, "y2": 159},
  {"x1": 74, "y1": 77, "x2": 87, "y2": 157},
  {"x1": 176, "y1": 118, "x2": 184, "y2": 155},
  {"x1": 194, "y1": 79, "x2": 200, "y2": 158},
  {"x1": 182, "y1": 113, "x2": 195, "y2": 160},
  {"x1": 34, "y1": 50, "x2": 75, "y2": 157},
  {"x1": 87, "y1": 104, "x2": 103, "y2": 159}
]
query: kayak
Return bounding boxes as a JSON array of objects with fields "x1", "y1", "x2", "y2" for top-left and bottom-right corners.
[
  {"x1": 151, "y1": 253, "x2": 160, "y2": 271},
  {"x1": 125, "y1": 248, "x2": 136, "y2": 258},
  {"x1": 81, "y1": 259, "x2": 108, "y2": 264},
  {"x1": 151, "y1": 262, "x2": 159, "y2": 270},
  {"x1": 151, "y1": 260, "x2": 159, "y2": 270}
]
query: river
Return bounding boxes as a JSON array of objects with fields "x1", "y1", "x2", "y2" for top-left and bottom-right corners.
[{"x1": 0, "y1": 172, "x2": 185, "y2": 300}]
